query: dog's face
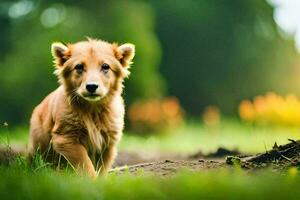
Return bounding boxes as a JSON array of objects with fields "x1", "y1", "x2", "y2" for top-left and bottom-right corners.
[{"x1": 51, "y1": 39, "x2": 135, "y2": 102}]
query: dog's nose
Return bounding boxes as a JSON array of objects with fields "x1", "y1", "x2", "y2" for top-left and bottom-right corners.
[{"x1": 86, "y1": 83, "x2": 98, "y2": 93}]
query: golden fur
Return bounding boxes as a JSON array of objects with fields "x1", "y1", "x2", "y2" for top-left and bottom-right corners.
[{"x1": 28, "y1": 38, "x2": 135, "y2": 178}]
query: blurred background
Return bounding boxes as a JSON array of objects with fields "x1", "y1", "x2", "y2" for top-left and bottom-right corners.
[{"x1": 1, "y1": 0, "x2": 300, "y2": 155}]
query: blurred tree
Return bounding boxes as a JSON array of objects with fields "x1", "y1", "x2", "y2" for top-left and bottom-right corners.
[
  {"x1": 0, "y1": 0, "x2": 164, "y2": 124},
  {"x1": 0, "y1": 2, "x2": 11, "y2": 58},
  {"x1": 1, "y1": 0, "x2": 300, "y2": 125},
  {"x1": 150, "y1": 0, "x2": 300, "y2": 116}
]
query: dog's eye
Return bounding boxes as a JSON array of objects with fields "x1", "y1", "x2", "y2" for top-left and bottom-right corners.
[
  {"x1": 101, "y1": 63, "x2": 110, "y2": 73},
  {"x1": 74, "y1": 64, "x2": 84, "y2": 73}
]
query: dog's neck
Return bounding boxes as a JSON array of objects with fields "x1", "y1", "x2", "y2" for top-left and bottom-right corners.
[{"x1": 64, "y1": 87, "x2": 122, "y2": 153}]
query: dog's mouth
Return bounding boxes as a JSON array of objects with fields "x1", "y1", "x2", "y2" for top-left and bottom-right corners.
[{"x1": 81, "y1": 94, "x2": 102, "y2": 102}]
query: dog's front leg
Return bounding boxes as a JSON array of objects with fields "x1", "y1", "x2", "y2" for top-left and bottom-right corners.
[
  {"x1": 99, "y1": 145, "x2": 117, "y2": 174},
  {"x1": 51, "y1": 134, "x2": 97, "y2": 178}
]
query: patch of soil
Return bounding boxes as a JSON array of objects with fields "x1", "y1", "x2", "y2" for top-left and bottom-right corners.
[
  {"x1": 114, "y1": 147, "x2": 243, "y2": 167},
  {"x1": 112, "y1": 147, "x2": 244, "y2": 175},
  {"x1": 113, "y1": 151, "x2": 186, "y2": 167},
  {"x1": 112, "y1": 140, "x2": 300, "y2": 175},
  {"x1": 0, "y1": 144, "x2": 23, "y2": 165},
  {"x1": 111, "y1": 159, "x2": 224, "y2": 176}
]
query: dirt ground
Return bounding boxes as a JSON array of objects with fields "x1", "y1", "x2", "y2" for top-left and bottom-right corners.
[
  {"x1": 1, "y1": 140, "x2": 300, "y2": 176},
  {"x1": 112, "y1": 140, "x2": 300, "y2": 175},
  {"x1": 112, "y1": 159, "x2": 225, "y2": 176}
]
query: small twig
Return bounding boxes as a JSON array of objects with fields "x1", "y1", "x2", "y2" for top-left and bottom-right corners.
[
  {"x1": 288, "y1": 139, "x2": 297, "y2": 144},
  {"x1": 278, "y1": 151, "x2": 292, "y2": 162}
]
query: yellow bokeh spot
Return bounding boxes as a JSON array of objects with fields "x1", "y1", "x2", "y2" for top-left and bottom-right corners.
[{"x1": 238, "y1": 92, "x2": 300, "y2": 126}]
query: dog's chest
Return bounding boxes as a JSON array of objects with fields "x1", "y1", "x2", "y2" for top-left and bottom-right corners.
[
  {"x1": 79, "y1": 111, "x2": 121, "y2": 151},
  {"x1": 54, "y1": 99, "x2": 124, "y2": 152}
]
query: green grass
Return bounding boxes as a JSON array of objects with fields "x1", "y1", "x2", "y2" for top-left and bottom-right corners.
[
  {"x1": 0, "y1": 166, "x2": 300, "y2": 200},
  {"x1": 1, "y1": 120, "x2": 300, "y2": 199},
  {"x1": 121, "y1": 120, "x2": 300, "y2": 154}
]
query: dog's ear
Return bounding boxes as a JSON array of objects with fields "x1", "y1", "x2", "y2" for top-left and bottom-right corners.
[
  {"x1": 115, "y1": 43, "x2": 135, "y2": 68},
  {"x1": 51, "y1": 42, "x2": 70, "y2": 67}
]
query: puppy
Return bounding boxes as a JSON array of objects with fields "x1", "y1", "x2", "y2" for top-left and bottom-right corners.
[{"x1": 28, "y1": 38, "x2": 135, "y2": 178}]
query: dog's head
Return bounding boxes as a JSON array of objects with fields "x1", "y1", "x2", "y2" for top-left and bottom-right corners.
[{"x1": 51, "y1": 38, "x2": 135, "y2": 103}]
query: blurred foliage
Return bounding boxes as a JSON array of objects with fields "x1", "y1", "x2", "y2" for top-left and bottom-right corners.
[
  {"x1": 202, "y1": 105, "x2": 221, "y2": 127},
  {"x1": 128, "y1": 97, "x2": 184, "y2": 133},
  {"x1": 151, "y1": 0, "x2": 300, "y2": 115},
  {"x1": 1, "y1": 0, "x2": 300, "y2": 126},
  {"x1": 239, "y1": 92, "x2": 300, "y2": 126},
  {"x1": 0, "y1": 0, "x2": 164, "y2": 124}
]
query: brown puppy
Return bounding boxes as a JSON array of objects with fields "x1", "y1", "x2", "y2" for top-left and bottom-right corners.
[{"x1": 28, "y1": 38, "x2": 135, "y2": 178}]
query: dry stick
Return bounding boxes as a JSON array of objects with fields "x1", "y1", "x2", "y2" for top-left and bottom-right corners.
[
  {"x1": 278, "y1": 152, "x2": 292, "y2": 162},
  {"x1": 247, "y1": 140, "x2": 300, "y2": 163}
]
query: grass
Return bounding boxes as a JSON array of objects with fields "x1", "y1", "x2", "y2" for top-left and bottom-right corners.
[
  {"x1": 0, "y1": 165, "x2": 300, "y2": 200},
  {"x1": 121, "y1": 120, "x2": 300, "y2": 154},
  {"x1": 2, "y1": 119, "x2": 300, "y2": 154},
  {"x1": 1, "y1": 120, "x2": 300, "y2": 199}
]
